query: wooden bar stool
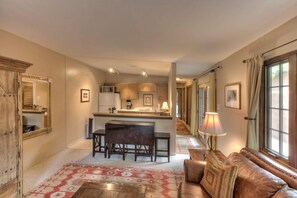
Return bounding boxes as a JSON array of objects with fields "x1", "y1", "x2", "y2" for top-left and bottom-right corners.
[
  {"x1": 92, "y1": 129, "x2": 106, "y2": 157},
  {"x1": 154, "y1": 132, "x2": 170, "y2": 162}
]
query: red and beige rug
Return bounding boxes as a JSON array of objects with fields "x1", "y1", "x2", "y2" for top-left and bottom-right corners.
[
  {"x1": 176, "y1": 119, "x2": 190, "y2": 135},
  {"x1": 26, "y1": 163, "x2": 184, "y2": 198}
]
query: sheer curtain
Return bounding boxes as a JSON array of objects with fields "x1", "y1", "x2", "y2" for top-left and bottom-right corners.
[
  {"x1": 190, "y1": 80, "x2": 198, "y2": 136},
  {"x1": 246, "y1": 56, "x2": 263, "y2": 150}
]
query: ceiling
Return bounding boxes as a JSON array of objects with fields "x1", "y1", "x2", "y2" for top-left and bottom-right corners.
[{"x1": 1, "y1": 0, "x2": 297, "y2": 77}]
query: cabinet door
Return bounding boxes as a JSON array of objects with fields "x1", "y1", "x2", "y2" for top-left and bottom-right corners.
[{"x1": 0, "y1": 70, "x2": 19, "y2": 196}]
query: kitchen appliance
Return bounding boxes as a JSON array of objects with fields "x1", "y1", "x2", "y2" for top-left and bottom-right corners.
[
  {"x1": 126, "y1": 100, "x2": 132, "y2": 109},
  {"x1": 99, "y1": 93, "x2": 121, "y2": 113}
]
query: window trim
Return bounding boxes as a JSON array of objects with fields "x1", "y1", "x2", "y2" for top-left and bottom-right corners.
[{"x1": 260, "y1": 50, "x2": 297, "y2": 168}]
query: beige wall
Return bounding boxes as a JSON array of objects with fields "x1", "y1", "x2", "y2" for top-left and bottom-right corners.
[
  {"x1": 215, "y1": 16, "x2": 297, "y2": 156},
  {"x1": 0, "y1": 30, "x2": 105, "y2": 170},
  {"x1": 66, "y1": 58, "x2": 105, "y2": 145}
]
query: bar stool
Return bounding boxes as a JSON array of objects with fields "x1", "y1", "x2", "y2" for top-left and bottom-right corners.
[
  {"x1": 154, "y1": 132, "x2": 170, "y2": 162},
  {"x1": 92, "y1": 129, "x2": 106, "y2": 157}
]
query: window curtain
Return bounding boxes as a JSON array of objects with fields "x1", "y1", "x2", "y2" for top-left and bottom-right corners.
[
  {"x1": 208, "y1": 72, "x2": 216, "y2": 112},
  {"x1": 190, "y1": 80, "x2": 198, "y2": 136},
  {"x1": 246, "y1": 56, "x2": 263, "y2": 150}
]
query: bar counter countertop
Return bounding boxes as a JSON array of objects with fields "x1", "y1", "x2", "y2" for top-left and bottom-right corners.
[{"x1": 93, "y1": 112, "x2": 172, "y2": 120}]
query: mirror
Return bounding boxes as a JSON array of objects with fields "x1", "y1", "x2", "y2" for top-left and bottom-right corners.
[{"x1": 22, "y1": 74, "x2": 52, "y2": 139}]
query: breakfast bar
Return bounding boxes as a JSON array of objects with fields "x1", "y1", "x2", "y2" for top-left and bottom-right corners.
[{"x1": 93, "y1": 112, "x2": 176, "y2": 156}]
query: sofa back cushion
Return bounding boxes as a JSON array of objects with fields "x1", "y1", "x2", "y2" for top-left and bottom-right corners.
[
  {"x1": 227, "y1": 152, "x2": 286, "y2": 197},
  {"x1": 200, "y1": 151, "x2": 238, "y2": 198},
  {"x1": 240, "y1": 148, "x2": 297, "y2": 189}
]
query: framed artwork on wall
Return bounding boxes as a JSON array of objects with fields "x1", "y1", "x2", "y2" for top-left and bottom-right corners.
[
  {"x1": 81, "y1": 89, "x2": 90, "y2": 102},
  {"x1": 225, "y1": 82, "x2": 241, "y2": 109},
  {"x1": 143, "y1": 94, "x2": 153, "y2": 106}
]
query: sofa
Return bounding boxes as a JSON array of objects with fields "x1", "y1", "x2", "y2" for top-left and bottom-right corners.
[{"x1": 178, "y1": 148, "x2": 297, "y2": 198}]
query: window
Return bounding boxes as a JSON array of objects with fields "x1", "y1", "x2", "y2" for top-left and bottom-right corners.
[
  {"x1": 265, "y1": 61, "x2": 289, "y2": 157},
  {"x1": 198, "y1": 86, "x2": 209, "y2": 143},
  {"x1": 261, "y1": 51, "x2": 297, "y2": 168}
]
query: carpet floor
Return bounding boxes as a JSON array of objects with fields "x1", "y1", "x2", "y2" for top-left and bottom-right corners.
[{"x1": 25, "y1": 163, "x2": 184, "y2": 198}]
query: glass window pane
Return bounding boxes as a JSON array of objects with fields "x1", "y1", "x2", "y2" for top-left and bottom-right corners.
[
  {"x1": 282, "y1": 62, "x2": 289, "y2": 86},
  {"x1": 269, "y1": 65, "x2": 280, "y2": 87},
  {"x1": 271, "y1": 130, "x2": 279, "y2": 153},
  {"x1": 282, "y1": 87, "x2": 289, "y2": 109},
  {"x1": 270, "y1": 88, "x2": 279, "y2": 108},
  {"x1": 282, "y1": 134, "x2": 289, "y2": 157},
  {"x1": 270, "y1": 109, "x2": 279, "y2": 130},
  {"x1": 282, "y1": 110, "x2": 289, "y2": 133}
]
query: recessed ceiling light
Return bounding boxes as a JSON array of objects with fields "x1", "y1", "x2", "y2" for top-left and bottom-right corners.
[
  {"x1": 142, "y1": 71, "x2": 148, "y2": 77},
  {"x1": 108, "y1": 67, "x2": 119, "y2": 75}
]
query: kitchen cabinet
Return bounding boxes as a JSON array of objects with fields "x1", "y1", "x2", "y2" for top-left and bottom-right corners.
[
  {"x1": 116, "y1": 83, "x2": 138, "y2": 100},
  {"x1": 138, "y1": 83, "x2": 157, "y2": 92},
  {"x1": 157, "y1": 83, "x2": 168, "y2": 103}
]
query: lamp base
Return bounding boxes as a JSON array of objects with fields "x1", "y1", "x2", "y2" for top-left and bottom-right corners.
[{"x1": 207, "y1": 136, "x2": 216, "y2": 150}]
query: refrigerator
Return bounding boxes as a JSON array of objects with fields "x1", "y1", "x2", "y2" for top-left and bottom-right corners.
[{"x1": 99, "y1": 93, "x2": 121, "y2": 113}]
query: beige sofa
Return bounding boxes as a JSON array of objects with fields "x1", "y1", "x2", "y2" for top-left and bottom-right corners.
[{"x1": 178, "y1": 148, "x2": 297, "y2": 198}]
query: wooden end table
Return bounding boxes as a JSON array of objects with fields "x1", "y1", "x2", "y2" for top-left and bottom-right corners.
[
  {"x1": 188, "y1": 148, "x2": 225, "y2": 161},
  {"x1": 72, "y1": 182, "x2": 146, "y2": 198}
]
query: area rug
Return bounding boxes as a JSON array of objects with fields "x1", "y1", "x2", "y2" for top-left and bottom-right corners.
[
  {"x1": 176, "y1": 135, "x2": 202, "y2": 154},
  {"x1": 176, "y1": 119, "x2": 190, "y2": 135},
  {"x1": 25, "y1": 163, "x2": 184, "y2": 198}
]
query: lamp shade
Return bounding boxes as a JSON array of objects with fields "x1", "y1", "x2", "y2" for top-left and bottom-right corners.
[
  {"x1": 161, "y1": 101, "x2": 169, "y2": 110},
  {"x1": 198, "y1": 112, "x2": 226, "y2": 136}
]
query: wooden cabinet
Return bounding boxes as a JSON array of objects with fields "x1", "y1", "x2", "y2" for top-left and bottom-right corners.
[
  {"x1": 0, "y1": 56, "x2": 31, "y2": 197},
  {"x1": 138, "y1": 83, "x2": 157, "y2": 92},
  {"x1": 116, "y1": 83, "x2": 138, "y2": 100},
  {"x1": 157, "y1": 83, "x2": 168, "y2": 103}
]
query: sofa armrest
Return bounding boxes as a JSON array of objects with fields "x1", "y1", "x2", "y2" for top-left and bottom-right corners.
[{"x1": 184, "y1": 159, "x2": 206, "y2": 183}]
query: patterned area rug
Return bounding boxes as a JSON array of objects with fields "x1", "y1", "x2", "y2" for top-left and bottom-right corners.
[
  {"x1": 25, "y1": 163, "x2": 184, "y2": 198},
  {"x1": 176, "y1": 119, "x2": 190, "y2": 135}
]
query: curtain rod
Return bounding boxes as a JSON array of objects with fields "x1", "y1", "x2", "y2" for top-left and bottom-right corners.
[
  {"x1": 197, "y1": 65, "x2": 222, "y2": 79},
  {"x1": 242, "y1": 38, "x2": 297, "y2": 63}
]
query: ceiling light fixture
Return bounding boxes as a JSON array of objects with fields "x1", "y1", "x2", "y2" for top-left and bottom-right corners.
[
  {"x1": 108, "y1": 67, "x2": 119, "y2": 75},
  {"x1": 142, "y1": 71, "x2": 148, "y2": 77}
]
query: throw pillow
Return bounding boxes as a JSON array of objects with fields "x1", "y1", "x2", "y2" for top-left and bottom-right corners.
[{"x1": 200, "y1": 151, "x2": 238, "y2": 198}]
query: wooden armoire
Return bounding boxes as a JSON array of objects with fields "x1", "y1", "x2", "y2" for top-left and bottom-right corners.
[{"x1": 0, "y1": 56, "x2": 32, "y2": 197}]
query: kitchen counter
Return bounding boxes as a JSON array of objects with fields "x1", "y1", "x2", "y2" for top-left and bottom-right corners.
[
  {"x1": 93, "y1": 112, "x2": 175, "y2": 155},
  {"x1": 93, "y1": 112, "x2": 172, "y2": 120}
]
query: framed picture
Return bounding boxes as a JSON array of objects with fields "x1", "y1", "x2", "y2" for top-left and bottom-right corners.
[
  {"x1": 143, "y1": 94, "x2": 153, "y2": 106},
  {"x1": 225, "y1": 82, "x2": 241, "y2": 109},
  {"x1": 81, "y1": 89, "x2": 90, "y2": 102}
]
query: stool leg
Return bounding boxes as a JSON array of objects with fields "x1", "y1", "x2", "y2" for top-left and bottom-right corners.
[
  {"x1": 99, "y1": 135, "x2": 102, "y2": 152},
  {"x1": 155, "y1": 138, "x2": 157, "y2": 162},
  {"x1": 168, "y1": 138, "x2": 170, "y2": 163},
  {"x1": 92, "y1": 134, "x2": 95, "y2": 157}
]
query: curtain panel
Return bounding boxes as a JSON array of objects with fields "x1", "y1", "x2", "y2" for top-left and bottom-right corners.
[
  {"x1": 246, "y1": 55, "x2": 263, "y2": 150},
  {"x1": 190, "y1": 80, "x2": 198, "y2": 136}
]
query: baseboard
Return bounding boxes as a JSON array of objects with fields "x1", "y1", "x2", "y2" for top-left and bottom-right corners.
[{"x1": 67, "y1": 137, "x2": 85, "y2": 148}]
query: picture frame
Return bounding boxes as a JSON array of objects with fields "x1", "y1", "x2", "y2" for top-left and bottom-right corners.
[
  {"x1": 143, "y1": 94, "x2": 153, "y2": 106},
  {"x1": 81, "y1": 89, "x2": 90, "y2": 102},
  {"x1": 225, "y1": 82, "x2": 241, "y2": 109}
]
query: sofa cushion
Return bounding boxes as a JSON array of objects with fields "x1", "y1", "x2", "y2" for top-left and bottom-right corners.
[
  {"x1": 227, "y1": 152, "x2": 286, "y2": 198},
  {"x1": 178, "y1": 182, "x2": 211, "y2": 198},
  {"x1": 200, "y1": 151, "x2": 238, "y2": 198}
]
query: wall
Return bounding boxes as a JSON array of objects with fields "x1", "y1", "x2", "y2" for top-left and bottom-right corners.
[
  {"x1": 65, "y1": 58, "x2": 105, "y2": 145},
  {"x1": 168, "y1": 63, "x2": 177, "y2": 152},
  {"x1": 0, "y1": 30, "x2": 105, "y2": 170},
  {"x1": 215, "y1": 16, "x2": 297, "y2": 156}
]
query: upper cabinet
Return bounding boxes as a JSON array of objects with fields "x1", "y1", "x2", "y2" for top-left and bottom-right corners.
[
  {"x1": 138, "y1": 83, "x2": 157, "y2": 92},
  {"x1": 116, "y1": 83, "x2": 138, "y2": 100}
]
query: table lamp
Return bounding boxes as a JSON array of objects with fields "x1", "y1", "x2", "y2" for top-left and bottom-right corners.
[
  {"x1": 198, "y1": 112, "x2": 226, "y2": 150},
  {"x1": 161, "y1": 101, "x2": 169, "y2": 111}
]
